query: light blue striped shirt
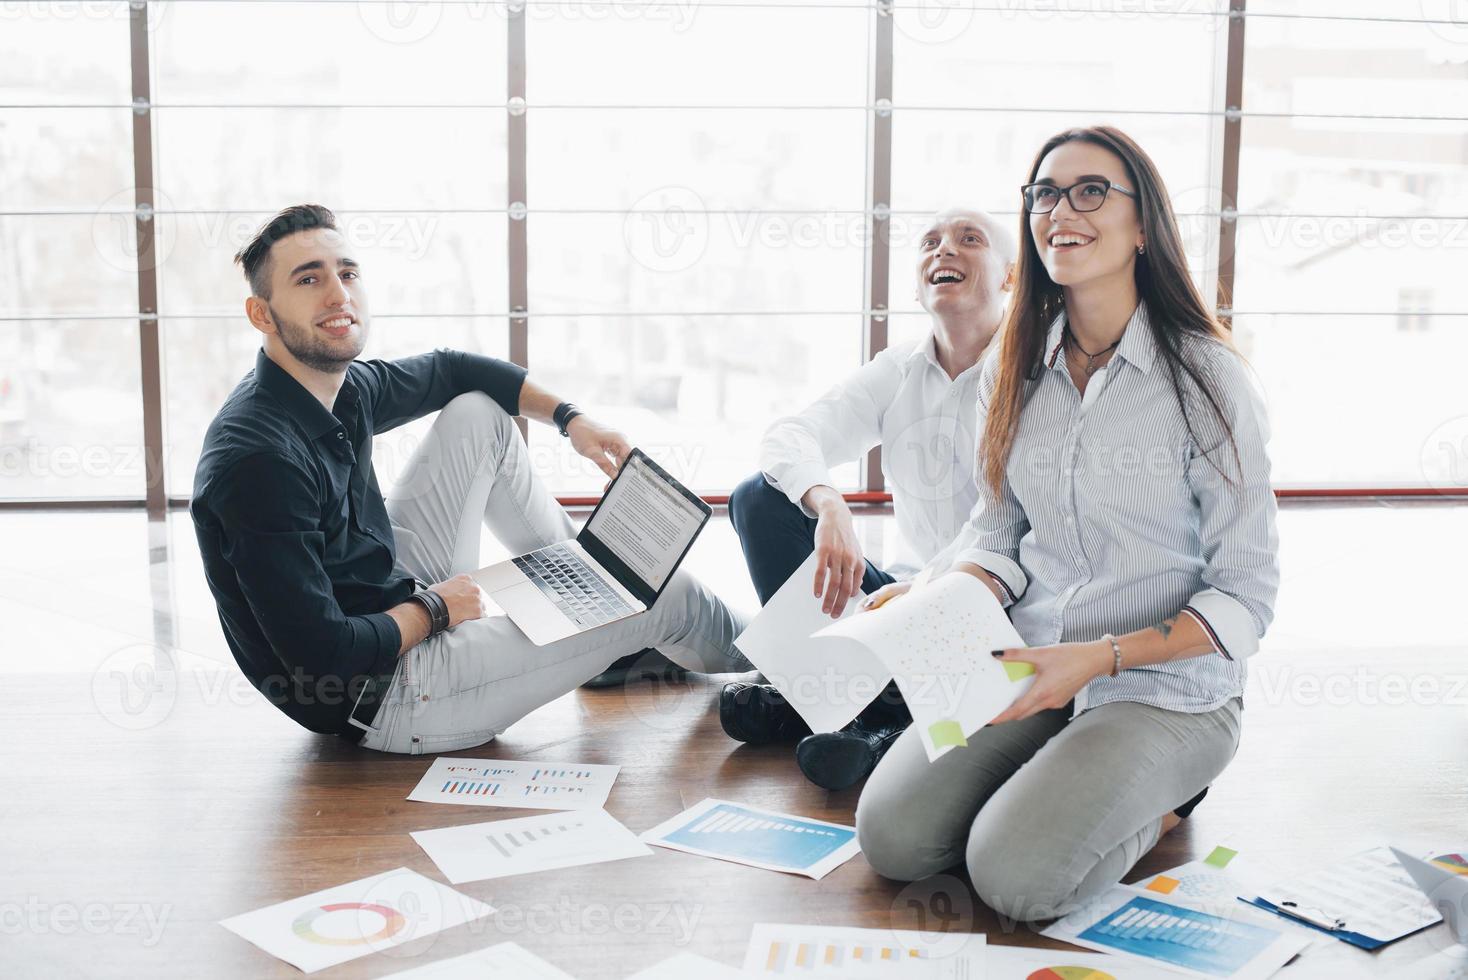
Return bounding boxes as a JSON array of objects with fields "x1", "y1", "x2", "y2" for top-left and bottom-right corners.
[{"x1": 956, "y1": 304, "x2": 1280, "y2": 715}]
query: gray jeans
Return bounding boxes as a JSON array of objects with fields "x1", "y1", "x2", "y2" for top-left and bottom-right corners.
[
  {"x1": 855, "y1": 697, "x2": 1242, "y2": 922},
  {"x1": 358, "y1": 392, "x2": 750, "y2": 755}
]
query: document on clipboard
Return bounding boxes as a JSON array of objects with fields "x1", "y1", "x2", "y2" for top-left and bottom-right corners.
[{"x1": 1245, "y1": 846, "x2": 1442, "y2": 950}]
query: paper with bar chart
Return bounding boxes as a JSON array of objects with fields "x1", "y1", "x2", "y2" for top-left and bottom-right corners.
[
  {"x1": 641, "y1": 798, "x2": 861, "y2": 879},
  {"x1": 813, "y1": 572, "x2": 1030, "y2": 762},
  {"x1": 379, "y1": 941, "x2": 578, "y2": 979},
  {"x1": 742, "y1": 923, "x2": 985, "y2": 978},
  {"x1": 218, "y1": 868, "x2": 493, "y2": 974},
  {"x1": 406, "y1": 757, "x2": 619, "y2": 810},
  {"x1": 410, "y1": 808, "x2": 651, "y2": 884},
  {"x1": 1042, "y1": 885, "x2": 1308, "y2": 979},
  {"x1": 732, "y1": 552, "x2": 891, "y2": 734},
  {"x1": 986, "y1": 944, "x2": 1190, "y2": 979}
]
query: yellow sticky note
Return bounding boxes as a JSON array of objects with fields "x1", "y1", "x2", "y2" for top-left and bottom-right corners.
[
  {"x1": 928, "y1": 719, "x2": 967, "y2": 749},
  {"x1": 1002, "y1": 661, "x2": 1036, "y2": 682},
  {"x1": 1147, "y1": 875, "x2": 1181, "y2": 895}
]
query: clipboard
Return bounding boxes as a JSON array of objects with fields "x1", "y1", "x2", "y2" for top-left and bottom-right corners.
[
  {"x1": 1244, "y1": 846, "x2": 1444, "y2": 951},
  {"x1": 1240, "y1": 896, "x2": 1399, "y2": 950}
]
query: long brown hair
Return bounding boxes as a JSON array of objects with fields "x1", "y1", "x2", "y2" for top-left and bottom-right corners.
[{"x1": 980, "y1": 125, "x2": 1239, "y2": 498}]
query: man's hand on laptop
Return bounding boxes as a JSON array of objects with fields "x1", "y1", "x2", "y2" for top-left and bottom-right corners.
[
  {"x1": 802, "y1": 485, "x2": 864, "y2": 619},
  {"x1": 429, "y1": 574, "x2": 492, "y2": 628},
  {"x1": 567, "y1": 416, "x2": 632, "y2": 480}
]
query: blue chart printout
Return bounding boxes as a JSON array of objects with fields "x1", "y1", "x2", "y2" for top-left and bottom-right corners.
[
  {"x1": 1078, "y1": 896, "x2": 1280, "y2": 977},
  {"x1": 642, "y1": 798, "x2": 861, "y2": 880}
]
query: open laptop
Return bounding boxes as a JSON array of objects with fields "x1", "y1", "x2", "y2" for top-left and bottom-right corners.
[
  {"x1": 472, "y1": 447, "x2": 712, "y2": 646},
  {"x1": 1394, "y1": 848, "x2": 1468, "y2": 946}
]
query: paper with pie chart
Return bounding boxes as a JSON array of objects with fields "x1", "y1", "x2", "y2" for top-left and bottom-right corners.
[
  {"x1": 813, "y1": 571, "x2": 1030, "y2": 762},
  {"x1": 407, "y1": 757, "x2": 619, "y2": 811},
  {"x1": 987, "y1": 944, "x2": 1189, "y2": 979},
  {"x1": 410, "y1": 808, "x2": 651, "y2": 884},
  {"x1": 218, "y1": 868, "x2": 493, "y2": 973}
]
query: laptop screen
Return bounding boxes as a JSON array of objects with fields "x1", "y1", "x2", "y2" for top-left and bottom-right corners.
[{"x1": 584, "y1": 451, "x2": 707, "y2": 593}]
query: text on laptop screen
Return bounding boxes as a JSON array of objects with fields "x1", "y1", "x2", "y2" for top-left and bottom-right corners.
[{"x1": 585, "y1": 454, "x2": 704, "y2": 590}]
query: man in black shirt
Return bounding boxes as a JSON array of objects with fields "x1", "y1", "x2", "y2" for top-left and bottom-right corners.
[{"x1": 191, "y1": 205, "x2": 749, "y2": 750}]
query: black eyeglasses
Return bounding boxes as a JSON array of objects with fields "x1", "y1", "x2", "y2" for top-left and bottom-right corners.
[{"x1": 1021, "y1": 179, "x2": 1136, "y2": 214}]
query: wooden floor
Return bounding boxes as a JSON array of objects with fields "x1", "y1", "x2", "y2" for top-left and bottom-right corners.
[{"x1": 3, "y1": 501, "x2": 1467, "y2": 978}]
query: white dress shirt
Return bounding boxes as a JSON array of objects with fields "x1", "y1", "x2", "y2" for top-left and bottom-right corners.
[
  {"x1": 956, "y1": 304, "x2": 1280, "y2": 715},
  {"x1": 759, "y1": 332, "x2": 987, "y2": 579}
]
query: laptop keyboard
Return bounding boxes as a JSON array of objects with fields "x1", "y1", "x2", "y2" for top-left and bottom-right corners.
[{"x1": 512, "y1": 544, "x2": 635, "y2": 629}]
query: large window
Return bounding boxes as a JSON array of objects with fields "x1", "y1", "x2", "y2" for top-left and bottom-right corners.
[{"x1": 3, "y1": 1, "x2": 1465, "y2": 503}]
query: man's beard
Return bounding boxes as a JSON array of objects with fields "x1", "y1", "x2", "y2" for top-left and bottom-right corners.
[{"x1": 269, "y1": 305, "x2": 366, "y2": 372}]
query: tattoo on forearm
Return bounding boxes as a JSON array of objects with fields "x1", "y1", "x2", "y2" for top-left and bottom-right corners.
[{"x1": 1152, "y1": 616, "x2": 1177, "y2": 641}]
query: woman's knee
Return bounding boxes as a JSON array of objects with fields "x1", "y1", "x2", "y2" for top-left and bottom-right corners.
[
  {"x1": 966, "y1": 824, "x2": 1078, "y2": 922},
  {"x1": 855, "y1": 787, "x2": 958, "y2": 883}
]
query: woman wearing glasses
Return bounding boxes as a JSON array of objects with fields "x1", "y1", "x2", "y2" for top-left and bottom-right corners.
[{"x1": 854, "y1": 126, "x2": 1279, "y2": 921}]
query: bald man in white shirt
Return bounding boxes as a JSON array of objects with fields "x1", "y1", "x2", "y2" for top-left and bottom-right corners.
[{"x1": 724, "y1": 208, "x2": 1017, "y2": 789}]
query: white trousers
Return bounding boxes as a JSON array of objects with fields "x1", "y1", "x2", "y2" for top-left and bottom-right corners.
[{"x1": 358, "y1": 393, "x2": 749, "y2": 754}]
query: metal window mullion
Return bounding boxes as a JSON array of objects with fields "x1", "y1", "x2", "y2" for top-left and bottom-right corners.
[
  {"x1": 1216, "y1": 0, "x2": 1247, "y2": 322},
  {"x1": 861, "y1": 1, "x2": 894, "y2": 495},
  {"x1": 508, "y1": 6, "x2": 530, "y2": 440},
  {"x1": 130, "y1": 1, "x2": 165, "y2": 518}
]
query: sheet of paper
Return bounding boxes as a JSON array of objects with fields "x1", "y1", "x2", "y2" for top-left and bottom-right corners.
[
  {"x1": 381, "y1": 942, "x2": 578, "y2": 979},
  {"x1": 1394, "y1": 847, "x2": 1468, "y2": 945},
  {"x1": 218, "y1": 868, "x2": 493, "y2": 974},
  {"x1": 1043, "y1": 884, "x2": 1309, "y2": 980},
  {"x1": 742, "y1": 923, "x2": 985, "y2": 978},
  {"x1": 1254, "y1": 846, "x2": 1440, "y2": 943},
  {"x1": 407, "y1": 757, "x2": 619, "y2": 811},
  {"x1": 987, "y1": 943, "x2": 1190, "y2": 978},
  {"x1": 625, "y1": 951, "x2": 758, "y2": 978},
  {"x1": 410, "y1": 808, "x2": 651, "y2": 884},
  {"x1": 814, "y1": 572, "x2": 1029, "y2": 761},
  {"x1": 640, "y1": 797, "x2": 860, "y2": 880},
  {"x1": 1387, "y1": 943, "x2": 1468, "y2": 979},
  {"x1": 732, "y1": 551, "x2": 891, "y2": 733}
]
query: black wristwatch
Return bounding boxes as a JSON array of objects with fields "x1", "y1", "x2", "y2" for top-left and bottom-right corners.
[
  {"x1": 407, "y1": 588, "x2": 450, "y2": 637},
  {"x1": 553, "y1": 402, "x2": 583, "y2": 438}
]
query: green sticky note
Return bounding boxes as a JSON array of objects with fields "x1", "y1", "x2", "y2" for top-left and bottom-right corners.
[
  {"x1": 1204, "y1": 845, "x2": 1238, "y2": 869},
  {"x1": 1002, "y1": 661, "x2": 1036, "y2": 682},
  {"x1": 928, "y1": 720, "x2": 967, "y2": 749}
]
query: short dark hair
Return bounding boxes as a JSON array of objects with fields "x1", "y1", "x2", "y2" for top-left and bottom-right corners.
[{"x1": 234, "y1": 204, "x2": 339, "y2": 299}]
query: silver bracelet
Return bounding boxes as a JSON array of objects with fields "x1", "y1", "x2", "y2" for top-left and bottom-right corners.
[{"x1": 1102, "y1": 633, "x2": 1123, "y2": 677}]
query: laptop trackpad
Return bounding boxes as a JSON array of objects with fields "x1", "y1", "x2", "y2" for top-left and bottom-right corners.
[{"x1": 494, "y1": 580, "x2": 575, "y2": 647}]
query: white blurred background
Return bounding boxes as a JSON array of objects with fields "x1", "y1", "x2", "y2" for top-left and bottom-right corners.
[{"x1": 2, "y1": 0, "x2": 1466, "y2": 502}]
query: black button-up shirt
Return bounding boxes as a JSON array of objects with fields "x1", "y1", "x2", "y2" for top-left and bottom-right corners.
[{"x1": 191, "y1": 348, "x2": 526, "y2": 738}]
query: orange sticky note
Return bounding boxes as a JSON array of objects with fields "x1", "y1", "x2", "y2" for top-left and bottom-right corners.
[{"x1": 1147, "y1": 875, "x2": 1181, "y2": 895}]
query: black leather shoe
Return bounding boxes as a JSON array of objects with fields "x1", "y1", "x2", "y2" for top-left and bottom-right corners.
[
  {"x1": 580, "y1": 649, "x2": 688, "y2": 689},
  {"x1": 795, "y1": 716, "x2": 907, "y2": 791},
  {"x1": 719, "y1": 682, "x2": 812, "y2": 745},
  {"x1": 1174, "y1": 786, "x2": 1209, "y2": 819}
]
